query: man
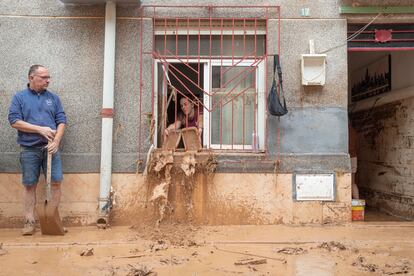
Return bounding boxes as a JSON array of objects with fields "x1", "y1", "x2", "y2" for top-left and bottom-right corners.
[
  {"x1": 8, "y1": 65, "x2": 66, "y2": 235},
  {"x1": 164, "y1": 97, "x2": 203, "y2": 138}
]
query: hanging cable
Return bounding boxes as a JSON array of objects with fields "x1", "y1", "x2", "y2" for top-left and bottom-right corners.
[{"x1": 320, "y1": 13, "x2": 382, "y2": 54}]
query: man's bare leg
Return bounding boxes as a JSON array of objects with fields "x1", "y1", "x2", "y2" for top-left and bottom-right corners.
[
  {"x1": 22, "y1": 184, "x2": 37, "y2": 235},
  {"x1": 23, "y1": 184, "x2": 37, "y2": 221}
]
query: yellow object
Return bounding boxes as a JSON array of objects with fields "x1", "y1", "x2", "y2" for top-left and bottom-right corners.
[{"x1": 352, "y1": 199, "x2": 365, "y2": 221}]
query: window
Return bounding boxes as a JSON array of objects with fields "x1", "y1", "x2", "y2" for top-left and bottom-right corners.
[{"x1": 153, "y1": 22, "x2": 266, "y2": 151}]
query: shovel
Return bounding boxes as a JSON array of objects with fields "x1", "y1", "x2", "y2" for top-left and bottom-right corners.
[{"x1": 36, "y1": 147, "x2": 65, "y2": 235}]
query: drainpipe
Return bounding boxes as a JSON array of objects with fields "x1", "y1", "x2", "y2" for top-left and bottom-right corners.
[{"x1": 97, "y1": 0, "x2": 116, "y2": 227}]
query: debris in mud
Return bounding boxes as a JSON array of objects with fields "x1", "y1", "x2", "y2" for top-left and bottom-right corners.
[
  {"x1": 180, "y1": 153, "x2": 196, "y2": 177},
  {"x1": 114, "y1": 254, "x2": 146, "y2": 259},
  {"x1": 248, "y1": 265, "x2": 258, "y2": 272},
  {"x1": 186, "y1": 239, "x2": 198, "y2": 247},
  {"x1": 0, "y1": 243, "x2": 8, "y2": 256},
  {"x1": 80, "y1": 248, "x2": 94, "y2": 256},
  {"x1": 126, "y1": 264, "x2": 156, "y2": 276},
  {"x1": 201, "y1": 154, "x2": 217, "y2": 176},
  {"x1": 276, "y1": 247, "x2": 308, "y2": 255},
  {"x1": 159, "y1": 255, "x2": 189, "y2": 265},
  {"x1": 150, "y1": 181, "x2": 169, "y2": 202},
  {"x1": 352, "y1": 256, "x2": 378, "y2": 272},
  {"x1": 382, "y1": 259, "x2": 411, "y2": 275},
  {"x1": 318, "y1": 241, "x2": 346, "y2": 252},
  {"x1": 144, "y1": 149, "x2": 217, "y2": 226},
  {"x1": 130, "y1": 248, "x2": 141, "y2": 254},
  {"x1": 148, "y1": 163, "x2": 173, "y2": 226},
  {"x1": 234, "y1": 258, "x2": 267, "y2": 266},
  {"x1": 131, "y1": 223, "x2": 200, "y2": 248},
  {"x1": 149, "y1": 240, "x2": 169, "y2": 252},
  {"x1": 151, "y1": 151, "x2": 173, "y2": 173}
]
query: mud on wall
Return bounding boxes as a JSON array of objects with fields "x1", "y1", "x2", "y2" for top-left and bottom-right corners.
[
  {"x1": 352, "y1": 97, "x2": 414, "y2": 220},
  {"x1": 0, "y1": 171, "x2": 351, "y2": 227}
]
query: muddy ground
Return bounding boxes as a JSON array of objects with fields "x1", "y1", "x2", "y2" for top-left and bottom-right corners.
[{"x1": 0, "y1": 222, "x2": 413, "y2": 275}]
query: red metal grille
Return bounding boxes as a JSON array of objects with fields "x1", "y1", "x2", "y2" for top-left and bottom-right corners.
[{"x1": 138, "y1": 5, "x2": 280, "y2": 154}]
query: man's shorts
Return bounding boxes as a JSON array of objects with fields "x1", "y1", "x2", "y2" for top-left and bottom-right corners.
[
  {"x1": 20, "y1": 146, "x2": 63, "y2": 186},
  {"x1": 351, "y1": 157, "x2": 357, "y2": 174}
]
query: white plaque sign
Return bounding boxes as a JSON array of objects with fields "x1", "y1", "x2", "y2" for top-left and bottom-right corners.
[{"x1": 294, "y1": 173, "x2": 335, "y2": 201}]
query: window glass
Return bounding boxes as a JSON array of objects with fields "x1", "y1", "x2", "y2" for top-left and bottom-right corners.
[{"x1": 211, "y1": 66, "x2": 256, "y2": 146}]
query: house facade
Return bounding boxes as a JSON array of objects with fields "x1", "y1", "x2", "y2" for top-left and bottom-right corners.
[{"x1": 1, "y1": 0, "x2": 413, "y2": 227}]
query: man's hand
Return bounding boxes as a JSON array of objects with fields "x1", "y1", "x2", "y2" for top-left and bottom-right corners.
[
  {"x1": 38, "y1": 126, "x2": 56, "y2": 141},
  {"x1": 47, "y1": 138, "x2": 60, "y2": 154}
]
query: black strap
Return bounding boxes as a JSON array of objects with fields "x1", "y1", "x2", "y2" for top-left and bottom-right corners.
[{"x1": 273, "y1": 55, "x2": 285, "y2": 99}]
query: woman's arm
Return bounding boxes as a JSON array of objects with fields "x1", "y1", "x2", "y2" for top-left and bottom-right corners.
[{"x1": 164, "y1": 119, "x2": 182, "y2": 137}]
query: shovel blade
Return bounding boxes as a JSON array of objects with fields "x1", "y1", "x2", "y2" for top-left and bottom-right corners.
[{"x1": 36, "y1": 201, "x2": 65, "y2": 235}]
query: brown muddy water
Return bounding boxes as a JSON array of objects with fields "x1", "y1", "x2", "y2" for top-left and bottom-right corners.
[{"x1": 0, "y1": 223, "x2": 413, "y2": 275}]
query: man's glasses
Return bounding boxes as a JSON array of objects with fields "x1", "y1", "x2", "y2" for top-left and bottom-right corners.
[{"x1": 34, "y1": 75, "x2": 51, "y2": 80}]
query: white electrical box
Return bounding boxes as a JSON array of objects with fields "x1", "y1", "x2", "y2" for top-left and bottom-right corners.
[
  {"x1": 294, "y1": 173, "x2": 335, "y2": 201},
  {"x1": 301, "y1": 54, "x2": 327, "y2": 86}
]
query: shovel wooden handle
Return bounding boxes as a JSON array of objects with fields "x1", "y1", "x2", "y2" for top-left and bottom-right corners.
[{"x1": 46, "y1": 145, "x2": 52, "y2": 201}]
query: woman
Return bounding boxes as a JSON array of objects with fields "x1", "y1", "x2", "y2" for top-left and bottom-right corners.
[{"x1": 164, "y1": 97, "x2": 203, "y2": 138}]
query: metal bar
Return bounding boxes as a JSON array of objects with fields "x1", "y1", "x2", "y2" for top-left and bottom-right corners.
[
  {"x1": 153, "y1": 59, "x2": 208, "y2": 99},
  {"x1": 185, "y1": 97, "x2": 189, "y2": 128},
  {"x1": 175, "y1": 18, "x2": 178, "y2": 56},
  {"x1": 142, "y1": 5, "x2": 280, "y2": 8},
  {"x1": 220, "y1": 85, "x2": 255, "y2": 109},
  {"x1": 150, "y1": 19, "x2": 155, "y2": 136},
  {"x1": 348, "y1": 47, "x2": 414, "y2": 51},
  {"x1": 161, "y1": 49, "x2": 198, "y2": 73},
  {"x1": 340, "y1": 6, "x2": 414, "y2": 14},
  {"x1": 242, "y1": 89, "x2": 245, "y2": 150},
  {"x1": 146, "y1": 4, "x2": 281, "y2": 151},
  {"x1": 243, "y1": 18, "x2": 246, "y2": 57},
  {"x1": 350, "y1": 38, "x2": 414, "y2": 42},
  {"x1": 232, "y1": 18, "x2": 235, "y2": 66},
  {"x1": 220, "y1": 18, "x2": 223, "y2": 89},
  {"x1": 220, "y1": 56, "x2": 259, "y2": 88},
  {"x1": 139, "y1": 15, "x2": 144, "y2": 163},
  {"x1": 347, "y1": 30, "x2": 414, "y2": 34},
  {"x1": 211, "y1": 59, "x2": 262, "y2": 112},
  {"x1": 165, "y1": 61, "x2": 212, "y2": 96},
  {"x1": 254, "y1": 18, "x2": 257, "y2": 58},
  {"x1": 154, "y1": 30, "x2": 266, "y2": 35},
  {"x1": 152, "y1": 54, "x2": 265, "y2": 59},
  {"x1": 209, "y1": 9, "x2": 212, "y2": 149},
  {"x1": 174, "y1": 87, "x2": 178, "y2": 131},
  {"x1": 198, "y1": 18, "x2": 201, "y2": 88},
  {"x1": 163, "y1": 18, "x2": 168, "y2": 135},
  {"x1": 253, "y1": 18, "x2": 257, "y2": 150},
  {"x1": 187, "y1": 18, "x2": 190, "y2": 62},
  {"x1": 221, "y1": 49, "x2": 257, "y2": 75},
  {"x1": 220, "y1": 18, "x2": 223, "y2": 149},
  {"x1": 231, "y1": 18, "x2": 235, "y2": 149},
  {"x1": 156, "y1": 55, "x2": 203, "y2": 107}
]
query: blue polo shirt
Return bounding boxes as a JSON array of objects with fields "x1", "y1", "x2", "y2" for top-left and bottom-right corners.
[{"x1": 8, "y1": 87, "x2": 67, "y2": 147}]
